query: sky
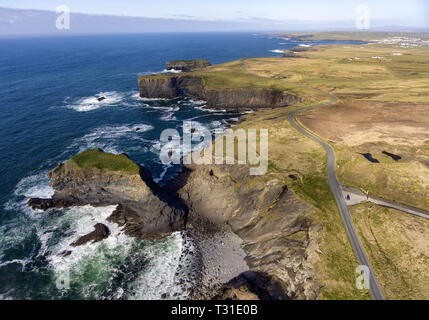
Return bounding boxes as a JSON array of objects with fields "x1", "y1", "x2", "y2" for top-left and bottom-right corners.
[{"x1": 1, "y1": 0, "x2": 428, "y2": 23}]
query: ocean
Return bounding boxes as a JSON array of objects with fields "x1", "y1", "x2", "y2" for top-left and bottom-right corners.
[{"x1": 0, "y1": 32, "x2": 355, "y2": 300}]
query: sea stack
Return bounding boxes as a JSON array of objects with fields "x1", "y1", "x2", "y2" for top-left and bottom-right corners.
[{"x1": 27, "y1": 148, "x2": 187, "y2": 240}]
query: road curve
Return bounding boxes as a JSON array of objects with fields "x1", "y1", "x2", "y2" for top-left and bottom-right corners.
[
  {"x1": 288, "y1": 89, "x2": 385, "y2": 301},
  {"x1": 239, "y1": 59, "x2": 385, "y2": 300}
]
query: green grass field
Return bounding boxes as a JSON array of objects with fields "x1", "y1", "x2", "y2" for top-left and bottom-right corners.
[{"x1": 70, "y1": 148, "x2": 140, "y2": 174}]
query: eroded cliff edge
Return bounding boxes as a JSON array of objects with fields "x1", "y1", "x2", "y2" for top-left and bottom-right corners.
[
  {"x1": 170, "y1": 163, "x2": 322, "y2": 300},
  {"x1": 28, "y1": 149, "x2": 187, "y2": 240},
  {"x1": 138, "y1": 60, "x2": 303, "y2": 109}
]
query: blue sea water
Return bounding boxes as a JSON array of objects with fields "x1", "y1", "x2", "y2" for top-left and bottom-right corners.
[{"x1": 0, "y1": 32, "x2": 358, "y2": 300}]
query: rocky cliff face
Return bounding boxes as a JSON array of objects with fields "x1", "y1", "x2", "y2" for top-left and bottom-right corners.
[
  {"x1": 205, "y1": 88, "x2": 302, "y2": 109},
  {"x1": 27, "y1": 149, "x2": 321, "y2": 299},
  {"x1": 171, "y1": 164, "x2": 322, "y2": 300},
  {"x1": 137, "y1": 77, "x2": 180, "y2": 99},
  {"x1": 28, "y1": 150, "x2": 187, "y2": 240},
  {"x1": 166, "y1": 60, "x2": 211, "y2": 72},
  {"x1": 138, "y1": 75, "x2": 303, "y2": 109}
]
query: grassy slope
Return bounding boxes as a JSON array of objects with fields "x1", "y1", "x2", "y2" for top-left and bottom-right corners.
[
  {"x1": 350, "y1": 204, "x2": 429, "y2": 299},
  {"x1": 240, "y1": 44, "x2": 429, "y2": 208},
  {"x1": 242, "y1": 45, "x2": 429, "y2": 103},
  {"x1": 70, "y1": 149, "x2": 140, "y2": 175}
]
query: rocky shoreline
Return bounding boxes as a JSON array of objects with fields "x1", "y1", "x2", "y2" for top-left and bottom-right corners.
[
  {"x1": 28, "y1": 146, "x2": 322, "y2": 300},
  {"x1": 27, "y1": 60, "x2": 321, "y2": 299}
]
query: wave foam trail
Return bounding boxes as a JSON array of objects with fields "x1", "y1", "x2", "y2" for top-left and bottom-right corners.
[
  {"x1": 269, "y1": 49, "x2": 284, "y2": 54},
  {"x1": 14, "y1": 172, "x2": 54, "y2": 199},
  {"x1": 69, "y1": 123, "x2": 154, "y2": 154},
  {"x1": 67, "y1": 92, "x2": 124, "y2": 112}
]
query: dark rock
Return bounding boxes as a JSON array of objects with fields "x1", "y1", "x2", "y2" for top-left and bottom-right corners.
[
  {"x1": 289, "y1": 46, "x2": 311, "y2": 52},
  {"x1": 214, "y1": 271, "x2": 289, "y2": 301},
  {"x1": 283, "y1": 51, "x2": 298, "y2": 58},
  {"x1": 360, "y1": 153, "x2": 380, "y2": 163},
  {"x1": 58, "y1": 250, "x2": 72, "y2": 257},
  {"x1": 27, "y1": 198, "x2": 54, "y2": 211},
  {"x1": 166, "y1": 60, "x2": 211, "y2": 72},
  {"x1": 161, "y1": 293, "x2": 167, "y2": 300},
  {"x1": 135, "y1": 127, "x2": 141, "y2": 132},
  {"x1": 170, "y1": 163, "x2": 320, "y2": 300},
  {"x1": 382, "y1": 151, "x2": 402, "y2": 161},
  {"x1": 288, "y1": 174, "x2": 298, "y2": 181},
  {"x1": 28, "y1": 149, "x2": 187, "y2": 240},
  {"x1": 97, "y1": 96, "x2": 106, "y2": 102},
  {"x1": 71, "y1": 223, "x2": 110, "y2": 247},
  {"x1": 138, "y1": 75, "x2": 303, "y2": 109}
]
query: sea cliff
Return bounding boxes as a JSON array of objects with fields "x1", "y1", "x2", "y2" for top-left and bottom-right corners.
[
  {"x1": 28, "y1": 149, "x2": 187, "y2": 240},
  {"x1": 138, "y1": 75, "x2": 303, "y2": 109},
  {"x1": 138, "y1": 59, "x2": 303, "y2": 109}
]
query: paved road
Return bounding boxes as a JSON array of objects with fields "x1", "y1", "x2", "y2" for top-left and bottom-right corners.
[
  {"x1": 240, "y1": 59, "x2": 385, "y2": 300},
  {"x1": 288, "y1": 90, "x2": 385, "y2": 300},
  {"x1": 342, "y1": 185, "x2": 429, "y2": 220}
]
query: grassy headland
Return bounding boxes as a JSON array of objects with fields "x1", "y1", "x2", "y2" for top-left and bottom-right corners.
[{"x1": 70, "y1": 149, "x2": 140, "y2": 175}]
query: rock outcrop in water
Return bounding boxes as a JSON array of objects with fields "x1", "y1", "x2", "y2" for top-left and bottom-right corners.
[
  {"x1": 27, "y1": 149, "x2": 187, "y2": 240},
  {"x1": 71, "y1": 223, "x2": 110, "y2": 247},
  {"x1": 28, "y1": 147, "x2": 321, "y2": 299},
  {"x1": 166, "y1": 59, "x2": 211, "y2": 72},
  {"x1": 170, "y1": 163, "x2": 322, "y2": 300}
]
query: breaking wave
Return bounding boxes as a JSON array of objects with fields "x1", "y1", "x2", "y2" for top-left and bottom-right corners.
[
  {"x1": 0, "y1": 172, "x2": 197, "y2": 300},
  {"x1": 66, "y1": 92, "x2": 125, "y2": 112},
  {"x1": 269, "y1": 49, "x2": 284, "y2": 54}
]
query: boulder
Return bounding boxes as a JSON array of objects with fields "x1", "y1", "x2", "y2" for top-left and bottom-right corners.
[
  {"x1": 71, "y1": 223, "x2": 110, "y2": 247},
  {"x1": 27, "y1": 198, "x2": 54, "y2": 211},
  {"x1": 58, "y1": 250, "x2": 72, "y2": 257}
]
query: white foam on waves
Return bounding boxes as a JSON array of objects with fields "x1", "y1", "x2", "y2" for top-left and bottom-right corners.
[
  {"x1": 68, "y1": 92, "x2": 124, "y2": 112},
  {"x1": 269, "y1": 49, "x2": 284, "y2": 54},
  {"x1": 70, "y1": 123, "x2": 154, "y2": 154}
]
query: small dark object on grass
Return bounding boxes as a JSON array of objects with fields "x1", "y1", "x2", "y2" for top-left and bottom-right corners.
[
  {"x1": 360, "y1": 153, "x2": 380, "y2": 163},
  {"x1": 383, "y1": 151, "x2": 402, "y2": 161}
]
